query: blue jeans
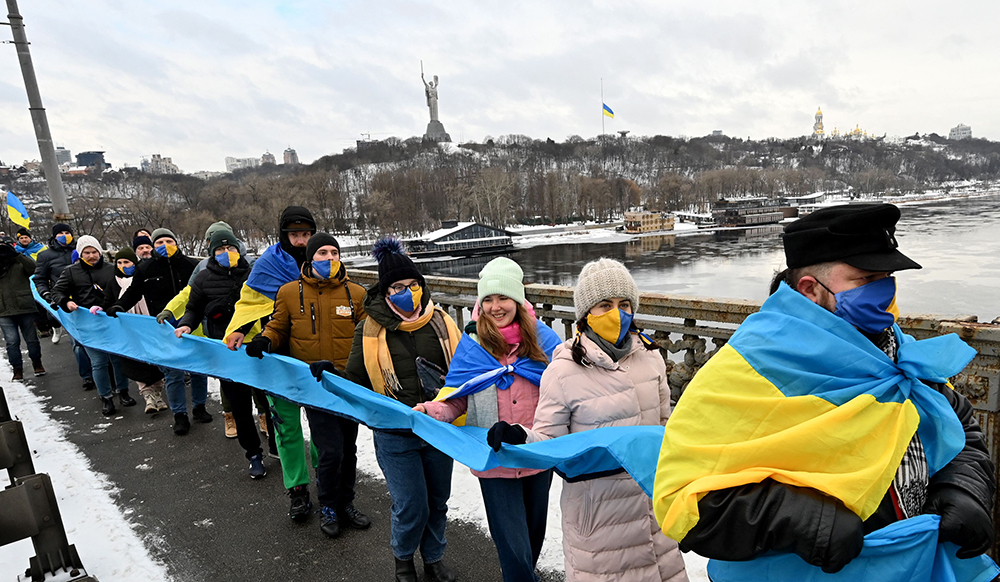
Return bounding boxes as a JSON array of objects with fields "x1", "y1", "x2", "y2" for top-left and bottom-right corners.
[
  {"x1": 0, "y1": 313, "x2": 42, "y2": 370},
  {"x1": 480, "y1": 471, "x2": 553, "y2": 582},
  {"x1": 160, "y1": 367, "x2": 207, "y2": 414},
  {"x1": 69, "y1": 334, "x2": 93, "y2": 380},
  {"x1": 83, "y1": 346, "x2": 129, "y2": 398},
  {"x1": 373, "y1": 430, "x2": 453, "y2": 563}
]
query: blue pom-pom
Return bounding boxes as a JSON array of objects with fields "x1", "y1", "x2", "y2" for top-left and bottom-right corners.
[{"x1": 372, "y1": 236, "x2": 406, "y2": 263}]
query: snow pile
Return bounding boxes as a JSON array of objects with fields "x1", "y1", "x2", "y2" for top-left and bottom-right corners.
[{"x1": 0, "y1": 358, "x2": 171, "y2": 581}]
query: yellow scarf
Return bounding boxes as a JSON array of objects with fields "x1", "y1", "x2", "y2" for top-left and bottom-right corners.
[{"x1": 362, "y1": 300, "x2": 461, "y2": 398}]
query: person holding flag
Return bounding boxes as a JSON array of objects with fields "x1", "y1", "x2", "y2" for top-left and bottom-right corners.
[
  {"x1": 415, "y1": 257, "x2": 561, "y2": 582},
  {"x1": 653, "y1": 204, "x2": 996, "y2": 582},
  {"x1": 14, "y1": 228, "x2": 45, "y2": 260},
  {"x1": 0, "y1": 235, "x2": 44, "y2": 380}
]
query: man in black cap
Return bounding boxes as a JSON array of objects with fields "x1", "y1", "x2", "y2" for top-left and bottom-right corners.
[{"x1": 657, "y1": 204, "x2": 995, "y2": 579}]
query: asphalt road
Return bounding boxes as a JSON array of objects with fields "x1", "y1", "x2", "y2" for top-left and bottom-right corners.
[{"x1": 17, "y1": 337, "x2": 539, "y2": 582}]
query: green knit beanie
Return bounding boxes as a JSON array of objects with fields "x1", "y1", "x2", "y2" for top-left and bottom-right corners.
[
  {"x1": 478, "y1": 257, "x2": 526, "y2": 305},
  {"x1": 204, "y1": 221, "x2": 233, "y2": 241}
]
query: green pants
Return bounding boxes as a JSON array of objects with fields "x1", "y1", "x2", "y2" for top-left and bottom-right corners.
[{"x1": 267, "y1": 396, "x2": 319, "y2": 490}]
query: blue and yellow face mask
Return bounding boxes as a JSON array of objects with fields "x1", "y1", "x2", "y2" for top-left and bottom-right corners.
[
  {"x1": 825, "y1": 276, "x2": 899, "y2": 334},
  {"x1": 388, "y1": 284, "x2": 423, "y2": 313},
  {"x1": 312, "y1": 260, "x2": 341, "y2": 280},
  {"x1": 587, "y1": 307, "x2": 634, "y2": 346},
  {"x1": 155, "y1": 243, "x2": 178, "y2": 258},
  {"x1": 56, "y1": 233, "x2": 73, "y2": 246},
  {"x1": 215, "y1": 249, "x2": 240, "y2": 268}
]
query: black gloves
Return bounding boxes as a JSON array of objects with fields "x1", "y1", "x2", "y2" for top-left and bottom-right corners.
[
  {"x1": 924, "y1": 485, "x2": 994, "y2": 559},
  {"x1": 245, "y1": 335, "x2": 271, "y2": 359},
  {"x1": 817, "y1": 502, "x2": 865, "y2": 573},
  {"x1": 106, "y1": 305, "x2": 126, "y2": 318},
  {"x1": 309, "y1": 360, "x2": 344, "y2": 382},
  {"x1": 487, "y1": 421, "x2": 527, "y2": 452}
]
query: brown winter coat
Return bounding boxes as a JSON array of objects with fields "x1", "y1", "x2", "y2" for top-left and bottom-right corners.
[
  {"x1": 525, "y1": 333, "x2": 688, "y2": 582},
  {"x1": 261, "y1": 269, "x2": 366, "y2": 367}
]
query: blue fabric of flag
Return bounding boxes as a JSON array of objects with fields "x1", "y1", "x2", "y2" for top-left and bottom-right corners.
[
  {"x1": 245, "y1": 243, "x2": 300, "y2": 300},
  {"x1": 442, "y1": 320, "x2": 562, "y2": 400},
  {"x1": 707, "y1": 515, "x2": 999, "y2": 582},
  {"x1": 733, "y1": 282, "x2": 972, "y2": 474},
  {"x1": 602, "y1": 103, "x2": 614, "y2": 118}
]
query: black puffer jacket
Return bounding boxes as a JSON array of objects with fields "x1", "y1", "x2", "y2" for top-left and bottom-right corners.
[
  {"x1": 0, "y1": 253, "x2": 37, "y2": 317},
  {"x1": 679, "y1": 381, "x2": 995, "y2": 563},
  {"x1": 114, "y1": 251, "x2": 198, "y2": 315},
  {"x1": 50, "y1": 258, "x2": 116, "y2": 310},
  {"x1": 32, "y1": 239, "x2": 74, "y2": 300},
  {"x1": 177, "y1": 256, "x2": 251, "y2": 339},
  {"x1": 344, "y1": 284, "x2": 449, "y2": 408}
]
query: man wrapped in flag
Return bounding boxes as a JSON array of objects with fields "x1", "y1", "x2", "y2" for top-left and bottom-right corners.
[{"x1": 653, "y1": 204, "x2": 997, "y2": 582}]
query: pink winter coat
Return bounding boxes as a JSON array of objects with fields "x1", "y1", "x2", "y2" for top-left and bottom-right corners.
[
  {"x1": 525, "y1": 333, "x2": 688, "y2": 582},
  {"x1": 423, "y1": 345, "x2": 546, "y2": 479}
]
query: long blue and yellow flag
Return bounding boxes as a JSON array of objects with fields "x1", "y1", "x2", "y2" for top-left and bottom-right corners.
[
  {"x1": 602, "y1": 103, "x2": 614, "y2": 118},
  {"x1": 6, "y1": 191, "x2": 30, "y2": 229}
]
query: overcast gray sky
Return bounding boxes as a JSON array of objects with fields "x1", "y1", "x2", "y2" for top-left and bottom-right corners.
[{"x1": 1, "y1": 1, "x2": 996, "y2": 172}]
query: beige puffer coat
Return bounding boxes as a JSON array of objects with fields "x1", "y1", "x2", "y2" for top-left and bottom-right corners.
[{"x1": 525, "y1": 333, "x2": 688, "y2": 582}]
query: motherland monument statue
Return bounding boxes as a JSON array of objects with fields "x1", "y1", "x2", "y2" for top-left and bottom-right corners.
[{"x1": 421, "y1": 61, "x2": 451, "y2": 142}]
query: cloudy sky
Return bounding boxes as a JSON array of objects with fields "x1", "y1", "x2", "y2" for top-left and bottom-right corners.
[{"x1": 1, "y1": 1, "x2": 996, "y2": 172}]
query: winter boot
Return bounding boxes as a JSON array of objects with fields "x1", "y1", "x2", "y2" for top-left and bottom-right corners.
[
  {"x1": 423, "y1": 560, "x2": 456, "y2": 582},
  {"x1": 287, "y1": 485, "x2": 312, "y2": 522},
  {"x1": 224, "y1": 412, "x2": 238, "y2": 438},
  {"x1": 173, "y1": 412, "x2": 191, "y2": 435},
  {"x1": 154, "y1": 392, "x2": 169, "y2": 411},
  {"x1": 339, "y1": 503, "x2": 371, "y2": 530},
  {"x1": 395, "y1": 558, "x2": 418, "y2": 582},
  {"x1": 82, "y1": 377, "x2": 96, "y2": 391},
  {"x1": 118, "y1": 389, "x2": 137, "y2": 407},
  {"x1": 191, "y1": 404, "x2": 213, "y2": 423},
  {"x1": 100, "y1": 396, "x2": 117, "y2": 416},
  {"x1": 248, "y1": 454, "x2": 266, "y2": 479},
  {"x1": 12, "y1": 368, "x2": 23, "y2": 381},
  {"x1": 142, "y1": 392, "x2": 157, "y2": 414},
  {"x1": 320, "y1": 506, "x2": 340, "y2": 538},
  {"x1": 257, "y1": 413, "x2": 268, "y2": 435},
  {"x1": 32, "y1": 361, "x2": 46, "y2": 376},
  {"x1": 51, "y1": 326, "x2": 62, "y2": 344}
]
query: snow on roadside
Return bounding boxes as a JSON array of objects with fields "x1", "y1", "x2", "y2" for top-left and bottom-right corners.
[{"x1": 0, "y1": 357, "x2": 170, "y2": 581}]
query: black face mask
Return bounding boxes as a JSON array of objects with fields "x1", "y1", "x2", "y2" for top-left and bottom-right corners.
[{"x1": 279, "y1": 235, "x2": 309, "y2": 266}]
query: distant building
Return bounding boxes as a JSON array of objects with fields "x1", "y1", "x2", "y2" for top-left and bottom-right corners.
[
  {"x1": 75, "y1": 151, "x2": 106, "y2": 172},
  {"x1": 191, "y1": 171, "x2": 225, "y2": 181},
  {"x1": 812, "y1": 107, "x2": 824, "y2": 137},
  {"x1": 711, "y1": 130, "x2": 724, "y2": 137},
  {"x1": 949, "y1": 124, "x2": 972, "y2": 140},
  {"x1": 261, "y1": 151, "x2": 276, "y2": 165},
  {"x1": 225, "y1": 156, "x2": 261, "y2": 172},
  {"x1": 22, "y1": 160, "x2": 41, "y2": 174},
  {"x1": 404, "y1": 221, "x2": 514, "y2": 256},
  {"x1": 54, "y1": 146, "x2": 72, "y2": 166},
  {"x1": 283, "y1": 147, "x2": 299, "y2": 165},
  {"x1": 141, "y1": 154, "x2": 181, "y2": 174}
]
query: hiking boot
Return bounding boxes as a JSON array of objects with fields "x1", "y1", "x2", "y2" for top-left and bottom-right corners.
[
  {"x1": 142, "y1": 392, "x2": 157, "y2": 414},
  {"x1": 12, "y1": 368, "x2": 23, "y2": 381},
  {"x1": 51, "y1": 327, "x2": 62, "y2": 344},
  {"x1": 32, "y1": 362, "x2": 46, "y2": 376},
  {"x1": 154, "y1": 392, "x2": 169, "y2": 411},
  {"x1": 248, "y1": 454, "x2": 266, "y2": 479},
  {"x1": 258, "y1": 413, "x2": 268, "y2": 435},
  {"x1": 118, "y1": 389, "x2": 137, "y2": 407},
  {"x1": 82, "y1": 377, "x2": 96, "y2": 391},
  {"x1": 395, "y1": 558, "x2": 418, "y2": 582},
  {"x1": 339, "y1": 503, "x2": 371, "y2": 530},
  {"x1": 423, "y1": 560, "x2": 456, "y2": 582},
  {"x1": 101, "y1": 396, "x2": 117, "y2": 416},
  {"x1": 320, "y1": 506, "x2": 340, "y2": 538},
  {"x1": 173, "y1": 412, "x2": 191, "y2": 435},
  {"x1": 224, "y1": 412, "x2": 238, "y2": 438},
  {"x1": 191, "y1": 404, "x2": 213, "y2": 423},
  {"x1": 287, "y1": 485, "x2": 312, "y2": 522}
]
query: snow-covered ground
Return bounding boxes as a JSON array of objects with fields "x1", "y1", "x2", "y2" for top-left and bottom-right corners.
[{"x1": 0, "y1": 355, "x2": 708, "y2": 581}]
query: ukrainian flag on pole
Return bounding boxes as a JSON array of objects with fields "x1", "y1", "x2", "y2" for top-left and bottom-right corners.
[
  {"x1": 6, "y1": 191, "x2": 30, "y2": 229},
  {"x1": 603, "y1": 103, "x2": 615, "y2": 118}
]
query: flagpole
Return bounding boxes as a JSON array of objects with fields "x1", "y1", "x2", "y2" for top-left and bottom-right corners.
[{"x1": 601, "y1": 78, "x2": 605, "y2": 137}]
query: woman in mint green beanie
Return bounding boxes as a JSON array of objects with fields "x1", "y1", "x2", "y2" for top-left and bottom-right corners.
[{"x1": 417, "y1": 256, "x2": 562, "y2": 582}]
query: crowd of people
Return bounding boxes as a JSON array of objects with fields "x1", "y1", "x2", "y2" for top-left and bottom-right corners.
[{"x1": 0, "y1": 202, "x2": 994, "y2": 582}]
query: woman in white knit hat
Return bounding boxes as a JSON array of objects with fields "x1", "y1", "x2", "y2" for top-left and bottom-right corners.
[
  {"x1": 417, "y1": 256, "x2": 561, "y2": 582},
  {"x1": 488, "y1": 258, "x2": 688, "y2": 582}
]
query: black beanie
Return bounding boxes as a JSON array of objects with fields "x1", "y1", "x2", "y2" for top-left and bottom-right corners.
[
  {"x1": 16, "y1": 227, "x2": 31, "y2": 239},
  {"x1": 52, "y1": 223, "x2": 72, "y2": 237},
  {"x1": 132, "y1": 235, "x2": 153, "y2": 250},
  {"x1": 208, "y1": 228, "x2": 240, "y2": 254},
  {"x1": 279, "y1": 206, "x2": 316, "y2": 233},
  {"x1": 115, "y1": 247, "x2": 139, "y2": 264},
  {"x1": 305, "y1": 232, "x2": 340, "y2": 260},
  {"x1": 372, "y1": 237, "x2": 423, "y2": 294}
]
